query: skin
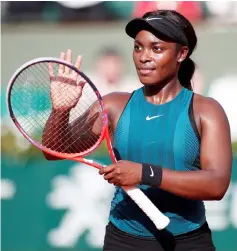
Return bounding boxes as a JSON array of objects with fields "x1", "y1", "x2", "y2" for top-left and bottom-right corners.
[{"x1": 43, "y1": 30, "x2": 232, "y2": 201}]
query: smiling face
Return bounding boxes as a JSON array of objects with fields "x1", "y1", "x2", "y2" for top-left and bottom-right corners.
[{"x1": 133, "y1": 30, "x2": 188, "y2": 86}]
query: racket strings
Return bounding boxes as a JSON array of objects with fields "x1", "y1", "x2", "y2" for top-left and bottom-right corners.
[
  {"x1": 12, "y1": 85, "x2": 49, "y2": 120},
  {"x1": 49, "y1": 129, "x2": 99, "y2": 154},
  {"x1": 10, "y1": 61, "x2": 105, "y2": 155},
  {"x1": 11, "y1": 66, "x2": 52, "y2": 131},
  {"x1": 41, "y1": 82, "x2": 104, "y2": 152},
  {"x1": 11, "y1": 88, "x2": 49, "y2": 134},
  {"x1": 43, "y1": 111, "x2": 102, "y2": 153},
  {"x1": 45, "y1": 110, "x2": 103, "y2": 154},
  {"x1": 13, "y1": 87, "x2": 102, "y2": 154},
  {"x1": 39, "y1": 106, "x2": 102, "y2": 153},
  {"x1": 49, "y1": 68, "x2": 104, "y2": 153}
]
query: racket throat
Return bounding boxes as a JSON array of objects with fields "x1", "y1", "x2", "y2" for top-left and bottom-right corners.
[
  {"x1": 72, "y1": 157, "x2": 102, "y2": 169},
  {"x1": 104, "y1": 127, "x2": 117, "y2": 163}
]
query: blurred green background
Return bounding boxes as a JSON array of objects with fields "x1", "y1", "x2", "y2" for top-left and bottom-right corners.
[{"x1": 1, "y1": 1, "x2": 237, "y2": 251}]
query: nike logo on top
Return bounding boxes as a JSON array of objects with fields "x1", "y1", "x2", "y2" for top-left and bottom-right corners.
[
  {"x1": 146, "y1": 114, "x2": 163, "y2": 121},
  {"x1": 146, "y1": 17, "x2": 163, "y2": 21}
]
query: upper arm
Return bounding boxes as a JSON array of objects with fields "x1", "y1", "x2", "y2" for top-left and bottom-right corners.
[
  {"x1": 199, "y1": 97, "x2": 232, "y2": 190},
  {"x1": 103, "y1": 92, "x2": 132, "y2": 135}
]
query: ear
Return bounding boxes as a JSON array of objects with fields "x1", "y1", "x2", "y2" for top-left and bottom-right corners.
[{"x1": 177, "y1": 46, "x2": 189, "y2": 63}]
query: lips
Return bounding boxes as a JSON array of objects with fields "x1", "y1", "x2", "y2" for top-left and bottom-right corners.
[{"x1": 138, "y1": 68, "x2": 155, "y2": 76}]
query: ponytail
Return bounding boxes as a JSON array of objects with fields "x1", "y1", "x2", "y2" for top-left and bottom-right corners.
[{"x1": 178, "y1": 58, "x2": 195, "y2": 91}]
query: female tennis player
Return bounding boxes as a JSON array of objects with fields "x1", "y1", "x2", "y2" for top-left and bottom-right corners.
[{"x1": 43, "y1": 10, "x2": 232, "y2": 251}]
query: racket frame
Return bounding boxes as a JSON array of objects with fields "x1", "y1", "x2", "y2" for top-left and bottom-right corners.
[{"x1": 7, "y1": 57, "x2": 116, "y2": 167}]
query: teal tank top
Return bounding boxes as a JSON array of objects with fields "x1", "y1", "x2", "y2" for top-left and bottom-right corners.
[{"x1": 109, "y1": 87, "x2": 206, "y2": 237}]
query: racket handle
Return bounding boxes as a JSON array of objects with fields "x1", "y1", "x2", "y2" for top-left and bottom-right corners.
[{"x1": 123, "y1": 186, "x2": 170, "y2": 230}]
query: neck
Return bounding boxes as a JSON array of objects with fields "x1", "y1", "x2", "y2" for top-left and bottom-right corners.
[{"x1": 143, "y1": 77, "x2": 183, "y2": 105}]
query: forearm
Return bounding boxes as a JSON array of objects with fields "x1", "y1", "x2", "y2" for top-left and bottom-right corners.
[
  {"x1": 42, "y1": 109, "x2": 100, "y2": 156},
  {"x1": 141, "y1": 164, "x2": 228, "y2": 201},
  {"x1": 160, "y1": 168, "x2": 227, "y2": 200},
  {"x1": 42, "y1": 110, "x2": 71, "y2": 153}
]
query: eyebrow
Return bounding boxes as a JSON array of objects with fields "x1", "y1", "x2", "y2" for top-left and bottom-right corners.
[{"x1": 134, "y1": 40, "x2": 165, "y2": 45}]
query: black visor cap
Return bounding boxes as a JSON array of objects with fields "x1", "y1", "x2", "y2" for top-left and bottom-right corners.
[{"x1": 125, "y1": 18, "x2": 188, "y2": 46}]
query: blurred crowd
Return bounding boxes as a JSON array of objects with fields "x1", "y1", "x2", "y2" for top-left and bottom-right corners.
[{"x1": 1, "y1": 1, "x2": 237, "y2": 24}]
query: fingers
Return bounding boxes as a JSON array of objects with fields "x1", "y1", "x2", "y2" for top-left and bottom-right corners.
[
  {"x1": 75, "y1": 55, "x2": 82, "y2": 70},
  {"x1": 99, "y1": 165, "x2": 121, "y2": 186},
  {"x1": 72, "y1": 55, "x2": 82, "y2": 81},
  {"x1": 64, "y1": 49, "x2": 72, "y2": 75},
  {"x1": 57, "y1": 50, "x2": 83, "y2": 86},
  {"x1": 103, "y1": 171, "x2": 120, "y2": 186},
  {"x1": 103, "y1": 171, "x2": 116, "y2": 181},
  {"x1": 78, "y1": 80, "x2": 86, "y2": 88},
  {"x1": 76, "y1": 79, "x2": 85, "y2": 97},
  {"x1": 48, "y1": 63, "x2": 54, "y2": 78},
  {"x1": 58, "y1": 52, "x2": 65, "y2": 76},
  {"x1": 99, "y1": 164, "x2": 115, "y2": 175}
]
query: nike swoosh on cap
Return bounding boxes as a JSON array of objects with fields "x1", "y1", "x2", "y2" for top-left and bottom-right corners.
[{"x1": 146, "y1": 17, "x2": 163, "y2": 21}]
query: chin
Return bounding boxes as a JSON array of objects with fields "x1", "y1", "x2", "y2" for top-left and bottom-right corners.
[{"x1": 139, "y1": 77, "x2": 160, "y2": 86}]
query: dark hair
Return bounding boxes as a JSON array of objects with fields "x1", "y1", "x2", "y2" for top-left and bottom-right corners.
[{"x1": 143, "y1": 10, "x2": 197, "y2": 90}]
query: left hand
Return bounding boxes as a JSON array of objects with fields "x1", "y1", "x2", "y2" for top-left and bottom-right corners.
[{"x1": 99, "y1": 160, "x2": 142, "y2": 186}]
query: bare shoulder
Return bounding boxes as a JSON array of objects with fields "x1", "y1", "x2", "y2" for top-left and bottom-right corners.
[
  {"x1": 193, "y1": 93, "x2": 229, "y2": 125},
  {"x1": 103, "y1": 91, "x2": 132, "y2": 112},
  {"x1": 103, "y1": 91, "x2": 132, "y2": 101},
  {"x1": 102, "y1": 92, "x2": 133, "y2": 131}
]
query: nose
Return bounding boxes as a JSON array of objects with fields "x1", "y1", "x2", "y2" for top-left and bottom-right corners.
[{"x1": 140, "y1": 49, "x2": 152, "y2": 63}]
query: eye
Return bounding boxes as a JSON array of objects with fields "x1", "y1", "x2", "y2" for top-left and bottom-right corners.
[
  {"x1": 134, "y1": 44, "x2": 142, "y2": 51},
  {"x1": 153, "y1": 46, "x2": 163, "y2": 52}
]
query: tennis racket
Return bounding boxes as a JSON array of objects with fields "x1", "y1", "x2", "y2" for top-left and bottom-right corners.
[{"x1": 6, "y1": 57, "x2": 170, "y2": 230}]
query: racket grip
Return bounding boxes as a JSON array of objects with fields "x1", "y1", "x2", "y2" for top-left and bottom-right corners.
[{"x1": 123, "y1": 186, "x2": 170, "y2": 230}]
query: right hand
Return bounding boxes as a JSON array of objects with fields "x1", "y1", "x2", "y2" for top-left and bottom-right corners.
[{"x1": 48, "y1": 49, "x2": 85, "y2": 112}]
